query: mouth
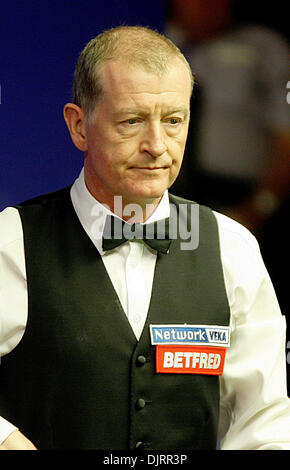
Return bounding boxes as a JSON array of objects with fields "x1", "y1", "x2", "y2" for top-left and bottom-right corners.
[{"x1": 130, "y1": 166, "x2": 169, "y2": 171}]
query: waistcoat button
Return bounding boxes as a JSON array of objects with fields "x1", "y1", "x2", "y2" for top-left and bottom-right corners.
[
  {"x1": 136, "y1": 398, "x2": 146, "y2": 410},
  {"x1": 136, "y1": 355, "x2": 146, "y2": 366}
]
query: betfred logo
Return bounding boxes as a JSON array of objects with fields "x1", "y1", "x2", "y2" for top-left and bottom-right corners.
[{"x1": 156, "y1": 345, "x2": 226, "y2": 375}]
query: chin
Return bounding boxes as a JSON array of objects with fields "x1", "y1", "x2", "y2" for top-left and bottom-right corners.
[{"x1": 129, "y1": 187, "x2": 167, "y2": 203}]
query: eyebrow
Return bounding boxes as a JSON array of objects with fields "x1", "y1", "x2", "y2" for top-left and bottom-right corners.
[
  {"x1": 114, "y1": 106, "x2": 189, "y2": 118},
  {"x1": 164, "y1": 107, "x2": 189, "y2": 117}
]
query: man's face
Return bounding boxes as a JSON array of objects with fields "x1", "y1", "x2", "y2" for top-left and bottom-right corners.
[{"x1": 83, "y1": 58, "x2": 191, "y2": 209}]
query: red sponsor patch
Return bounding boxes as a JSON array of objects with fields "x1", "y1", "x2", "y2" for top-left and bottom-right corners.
[{"x1": 156, "y1": 345, "x2": 226, "y2": 375}]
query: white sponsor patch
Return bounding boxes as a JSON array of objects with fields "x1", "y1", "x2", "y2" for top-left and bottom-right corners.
[{"x1": 150, "y1": 324, "x2": 230, "y2": 348}]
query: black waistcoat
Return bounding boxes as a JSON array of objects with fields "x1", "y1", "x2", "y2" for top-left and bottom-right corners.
[{"x1": 0, "y1": 188, "x2": 230, "y2": 450}]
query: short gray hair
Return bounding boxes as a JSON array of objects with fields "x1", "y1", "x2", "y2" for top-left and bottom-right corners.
[{"x1": 72, "y1": 25, "x2": 194, "y2": 121}]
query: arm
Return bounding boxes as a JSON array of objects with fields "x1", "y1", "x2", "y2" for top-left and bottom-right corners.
[
  {"x1": 0, "y1": 208, "x2": 37, "y2": 450},
  {"x1": 216, "y1": 212, "x2": 290, "y2": 449}
]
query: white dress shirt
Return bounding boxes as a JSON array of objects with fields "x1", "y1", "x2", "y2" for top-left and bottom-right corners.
[{"x1": 1, "y1": 168, "x2": 290, "y2": 449}]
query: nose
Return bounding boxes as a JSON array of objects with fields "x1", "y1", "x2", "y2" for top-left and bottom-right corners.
[{"x1": 140, "y1": 122, "x2": 167, "y2": 158}]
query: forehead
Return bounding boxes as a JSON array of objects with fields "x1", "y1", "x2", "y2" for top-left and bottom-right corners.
[{"x1": 99, "y1": 59, "x2": 192, "y2": 107}]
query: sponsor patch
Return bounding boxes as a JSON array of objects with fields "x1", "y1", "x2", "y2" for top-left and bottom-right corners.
[
  {"x1": 156, "y1": 345, "x2": 226, "y2": 375},
  {"x1": 150, "y1": 324, "x2": 230, "y2": 347}
]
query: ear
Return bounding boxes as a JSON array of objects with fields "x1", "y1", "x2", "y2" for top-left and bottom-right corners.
[{"x1": 63, "y1": 103, "x2": 88, "y2": 152}]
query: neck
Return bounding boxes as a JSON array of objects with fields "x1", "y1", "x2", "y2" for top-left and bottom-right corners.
[
  {"x1": 84, "y1": 174, "x2": 162, "y2": 223},
  {"x1": 107, "y1": 196, "x2": 162, "y2": 224}
]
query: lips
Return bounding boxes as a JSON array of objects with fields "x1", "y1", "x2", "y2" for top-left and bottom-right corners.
[{"x1": 131, "y1": 166, "x2": 169, "y2": 170}]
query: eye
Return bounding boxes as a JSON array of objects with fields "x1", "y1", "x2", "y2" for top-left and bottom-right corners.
[
  {"x1": 124, "y1": 117, "x2": 144, "y2": 126},
  {"x1": 165, "y1": 117, "x2": 182, "y2": 125},
  {"x1": 118, "y1": 117, "x2": 141, "y2": 130}
]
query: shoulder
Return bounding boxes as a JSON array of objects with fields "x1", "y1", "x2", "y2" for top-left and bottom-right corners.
[
  {"x1": 16, "y1": 187, "x2": 73, "y2": 229},
  {"x1": 213, "y1": 210, "x2": 259, "y2": 253},
  {"x1": 0, "y1": 187, "x2": 72, "y2": 248},
  {"x1": 233, "y1": 24, "x2": 289, "y2": 52},
  {"x1": 16, "y1": 186, "x2": 71, "y2": 209},
  {"x1": 212, "y1": 209, "x2": 265, "y2": 280},
  {"x1": 0, "y1": 207, "x2": 23, "y2": 248}
]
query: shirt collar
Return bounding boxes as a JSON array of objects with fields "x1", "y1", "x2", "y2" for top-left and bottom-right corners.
[{"x1": 70, "y1": 168, "x2": 170, "y2": 254}]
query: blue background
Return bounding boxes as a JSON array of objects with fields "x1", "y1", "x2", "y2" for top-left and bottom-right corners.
[
  {"x1": 0, "y1": 0, "x2": 165, "y2": 209},
  {"x1": 1, "y1": 1, "x2": 288, "y2": 210}
]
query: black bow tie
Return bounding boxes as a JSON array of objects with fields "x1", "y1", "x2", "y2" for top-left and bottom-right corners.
[{"x1": 102, "y1": 215, "x2": 172, "y2": 254}]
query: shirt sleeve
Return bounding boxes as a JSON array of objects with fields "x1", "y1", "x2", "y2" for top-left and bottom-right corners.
[
  {"x1": 215, "y1": 211, "x2": 290, "y2": 449},
  {"x1": 0, "y1": 207, "x2": 27, "y2": 357},
  {"x1": 0, "y1": 207, "x2": 27, "y2": 444},
  {"x1": 0, "y1": 417, "x2": 18, "y2": 445}
]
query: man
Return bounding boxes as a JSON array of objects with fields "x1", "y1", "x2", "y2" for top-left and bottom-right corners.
[
  {"x1": 167, "y1": 0, "x2": 290, "y2": 230},
  {"x1": 0, "y1": 26, "x2": 289, "y2": 450}
]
